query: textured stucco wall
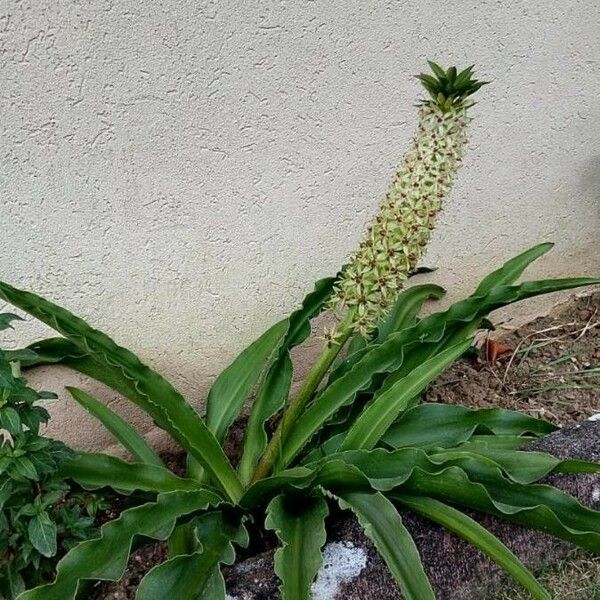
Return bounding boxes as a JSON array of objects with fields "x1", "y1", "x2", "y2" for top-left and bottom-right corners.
[{"x1": 1, "y1": 0, "x2": 599, "y2": 451}]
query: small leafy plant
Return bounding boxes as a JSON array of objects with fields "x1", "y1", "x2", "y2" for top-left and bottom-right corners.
[
  {"x1": 2, "y1": 63, "x2": 599, "y2": 600},
  {"x1": 0, "y1": 315, "x2": 104, "y2": 599}
]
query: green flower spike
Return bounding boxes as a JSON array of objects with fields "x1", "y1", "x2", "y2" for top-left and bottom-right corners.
[{"x1": 330, "y1": 62, "x2": 488, "y2": 338}]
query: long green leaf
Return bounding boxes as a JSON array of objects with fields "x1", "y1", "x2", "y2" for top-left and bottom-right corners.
[
  {"x1": 381, "y1": 403, "x2": 556, "y2": 450},
  {"x1": 265, "y1": 493, "x2": 329, "y2": 600},
  {"x1": 167, "y1": 523, "x2": 198, "y2": 558},
  {"x1": 395, "y1": 495, "x2": 550, "y2": 600},
  {"x1": 429, "y1": 448, "x2": 600, "y2": 485},
  {"x1": 340, "y1": 340, "x2": 471, "y2": 452},
  {"x1": 67, "y1": 387, "x2": 163, "y2": 467},
  {"x1": 238, "y1": 352, "x2": 293, "y2": 484},
  {"x1": 0, "y1": 281, "x2": 243, "y2": 502},
  {"x1": 397, "y1": 465, "x2": 600, "y2": 552},
  {"x1": 24, "y1": 339, "x2": 144, "y2": 403},
  {"x1": 206, "y1": 319, "x2": 289, "y2": 443},
  {"x1": 454, "y1": 434, "x2": 535, "y2": 452},
  {"x1": 245, "y1": 442, "x2": 598, "y2": 522},
  {"x1": 319, "y1": 283, "x2": 442, "y2": 448},
  {"x1": 473, "y1": 243, "x2": 554, "y2": 296},
  {"x1": 239, "y1": 278, "x2": 335, "y2": 484},
  {"x1": 136, "y1": 511, "x2": 247, "y2": 600},
  {"x1": 336, "y1": 491, "x2": 434, "y2": 600},
  {"x1": 378, "y1": 274, "x2": 600, "y2": 395},
  {"x1": 328, "y1": 446, "x2": 599, "y2": 497},
  {"x1": 59, "y1": 452, "x2": 204, "y2": 493},
  {"x1": 242, "y1": 449, "x2": 456, "y2": 513},
  {"x1": 317, "y1": 448, "x2": 442, "y2": 492},
  {"x1": 16, "y1": 490, "x2": 221, "y2": 600},
  {"x1": 240, "y1": 459, "x2": 374, "y2": 511},
  {"x1": 240, "y1": 466, "x2": 317, "y2": 510},
  {"x1": 20, "y1": 337, "x2": 85, "y2": 367},
  {"x1": 376, "y1": 283, "x2": 445, "y2": 342},
  {"x1": 277, "y1": 327, "x2": 443, "y2": 469}
]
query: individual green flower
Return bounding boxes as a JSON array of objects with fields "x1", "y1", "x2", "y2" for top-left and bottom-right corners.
[{"x1": 330, "y1": 62, "x2": 487, "y2": 337}]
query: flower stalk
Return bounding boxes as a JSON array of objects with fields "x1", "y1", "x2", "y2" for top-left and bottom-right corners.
[
  {"x1": 251, "y1": 310, "x2": 355, "y2": 482},
  {"x1": 251, "y1": 63, "x2": 486, "y2": 481}
]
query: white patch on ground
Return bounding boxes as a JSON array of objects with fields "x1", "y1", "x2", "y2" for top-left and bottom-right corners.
[
  {"x1": 587, "y1": 413, "x2": 600, "y2": 421},
  {"x1": 311, "y1": 541, "x2": 368, "y2": 599},
  {"x1": 592, "y1": 487, "x2": 600, "y2": 502}
]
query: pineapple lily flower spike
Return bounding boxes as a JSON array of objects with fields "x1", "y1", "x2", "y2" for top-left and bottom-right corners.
[
  {"x1": 254, "y1": 63, "x2": 488, "y2": 479},
  {"x1": 332, "y1": 62, "x2": 488, "y2": 339}
]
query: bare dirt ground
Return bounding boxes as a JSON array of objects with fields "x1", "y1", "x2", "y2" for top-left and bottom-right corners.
[{"x1": 428, "y1": 291, "x2": 600, "y2": 426}]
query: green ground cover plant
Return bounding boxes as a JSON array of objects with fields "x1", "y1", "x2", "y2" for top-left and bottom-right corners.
[
  {"x1": 0, "y1": 315, "x2": 105, "y2": 599},
  {"x1": 1, "y1": 63, "x2": 598, "y2": 600}
]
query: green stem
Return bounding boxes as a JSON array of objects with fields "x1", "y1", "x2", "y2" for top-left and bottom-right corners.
[{"x1": 251, "y1": 313, "x2": 355, "y2": 482}]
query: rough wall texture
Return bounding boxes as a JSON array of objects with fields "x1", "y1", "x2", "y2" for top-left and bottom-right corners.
[{"x1": 1, "y1": 0, "x2": 599, "y2": 450}]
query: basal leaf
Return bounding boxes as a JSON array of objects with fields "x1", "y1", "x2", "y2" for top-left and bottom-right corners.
[
  {"x1": 398, "y1": 465, "x2": 600, "y2": 552},
  {"x1": 238, "y1": 352, "x2": 293, "y2": 484},
  {"x1": 16, "y1": 490, "x2": 221, "y2": 600},
  {"x1": 381, "y1": 403, "x2": 556, "y2": 450},
  {"x1": 266, "y1": 493, "x2": 329, "y2": 600},
  {"x1": 239, "y1": 278, "x2": 335, "y2": 484},
  {"x1": 294, "y1": 274, "x2": 598, "y2": 468},
  {"x1": 336, "y1": 491, "x2": 434, "y2": 600},
  {"x1": 429, "y1": 448, "x2": 600, "y2": 485},
  {"x1": 340, "y1": 340, "x2": 471, "y2": 452},
  {"x1": 321, "y1": 447, "x2": 600, "y2": 552},
  {"x1": 376, "y1": 283, "x2": 445, "y2": 342},
  {"x1": 2, "y1": 348, "x2": 38, "y2": 363},
  {"x1": 473, "y1": 243, "x2": 553, "y2": 296},
  {"x1": 240, "y1": 467, "x2": 317, "y2": 510},
  {"x1": 241, "y1": 460, "x2": 371, "y2": 510},
  {"x1": 395, "y1": 495, "x2": 550, "y2": 600},
  {"x1": 59, "y1": 453, "x2": 205, "y2": 494},
  {"x1": 206, "y1": 320, "x2": 289, "y2": 444},
  {"x1": 136, "y1": 511, "x2": 246, "y2": 600},
  {"x1": 373, "y1": 275, "x2": 600, "y2": 396},
  {"x1": 454, "y1": 435, "x2": 535, "y2": 452},
  {"x1": 20, "y1": 337, "x2": 86, "y2": 367},
  {"x1": 276, "y1": 329, "x2": 425, "y2": 471},
  {"x1": 67, "y1": 387, "x2": 163, "y2": 467}
]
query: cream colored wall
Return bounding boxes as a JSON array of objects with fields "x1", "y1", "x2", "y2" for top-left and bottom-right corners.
[{"x1": 1, "y1": 0, "x2": 599, "y2": 452}]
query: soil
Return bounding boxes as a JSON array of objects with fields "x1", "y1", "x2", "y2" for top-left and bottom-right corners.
[
  {"x1": 427, "y1": 291, "x2": 600, "y2": 425},
  {"x1": 87, "y1": 291, "x2": 600, "y2": 599}
]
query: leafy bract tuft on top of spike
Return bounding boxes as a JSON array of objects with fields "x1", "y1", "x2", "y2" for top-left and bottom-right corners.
[{"x1": 417, "y1": 62, "x2": 489, "y2": 112}]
